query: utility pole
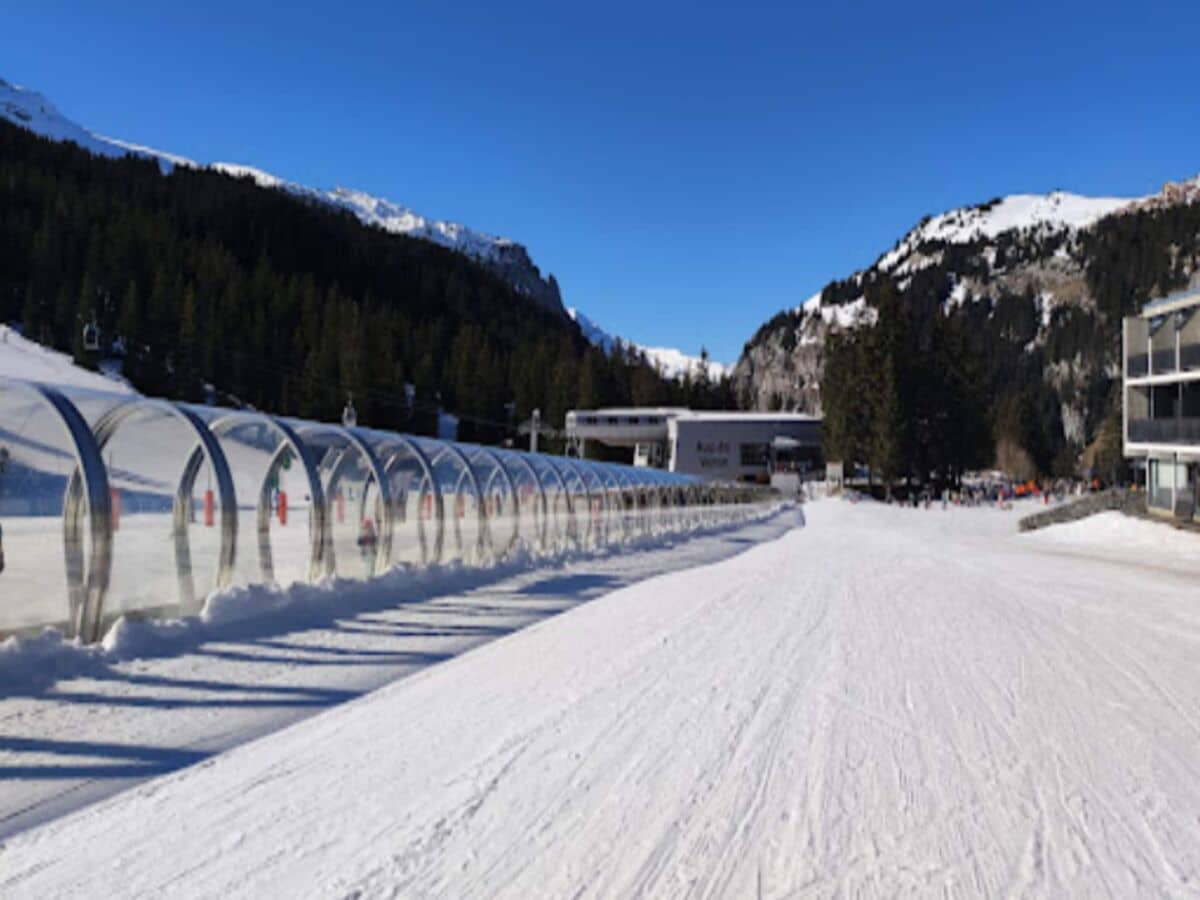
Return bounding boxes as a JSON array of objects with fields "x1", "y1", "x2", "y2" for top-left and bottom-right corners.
[{"x1": 531, "y1": 408, "x2": 540, "y2": 454}]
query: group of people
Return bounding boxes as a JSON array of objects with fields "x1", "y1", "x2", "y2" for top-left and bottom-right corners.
[{"x1": 886, "y1": 477, "x2": 1110, "y2": 511}]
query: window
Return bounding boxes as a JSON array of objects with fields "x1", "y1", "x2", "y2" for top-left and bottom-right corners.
[{"x1": 739, "y1": 443, "x2": 769, "y2": 467}]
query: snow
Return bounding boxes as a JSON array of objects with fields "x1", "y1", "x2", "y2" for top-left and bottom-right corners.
[
  {"x1": 5, "y1": 500, "x2": 1200, "y2": 897},
  {"x1": 876, "y1": 191, "x2": 1138, "y2": 275},
  {"x1": 1022, "y1": 509, "x2": 1200, "y2": 577},
  {"x1": 0, "y1": 507, "x2": 787, "y2": 839},
  {"x1": 791, "y1": 293, "x2": 877, "y2": 330},
  {"x1": 945, "y1": 279, "x2": 970, "y2": 310},
  {"x1": 0, "y1": 325, "x2": 135, "y2": 394},
  {"x1": 566, "y1": 308, "x2": 730, "y2": 380}
]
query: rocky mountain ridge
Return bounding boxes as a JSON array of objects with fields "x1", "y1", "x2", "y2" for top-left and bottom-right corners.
[{"x1": 734, "y1": 177, "x2": 1200, "y2": 453}]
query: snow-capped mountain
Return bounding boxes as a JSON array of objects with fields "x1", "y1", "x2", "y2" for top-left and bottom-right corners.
[
  {"x1": 735, "y1": 176, "x2": 1200, "y2": 429},
  {"x1": 566, "y1": 309, "x2": 729, "y2": 381},
  {"x1": 0, "y1": 77, "x2": 563, "y2": 314}
]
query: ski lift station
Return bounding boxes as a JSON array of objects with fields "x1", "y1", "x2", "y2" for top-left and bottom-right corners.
[
  {"x1": 565, "y1": 407, "x2": 822, "y2": 484},
  {"x1": 0, "y1": 377, "x2": 771, "y2": 644}
]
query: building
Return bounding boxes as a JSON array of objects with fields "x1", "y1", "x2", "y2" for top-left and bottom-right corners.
[
  {"x1": 1123, "y1": 288, "x2": 1200, "y2": 520},
  {"x1": 564, "y1": 407, "x2": 822, "y2": 483}
]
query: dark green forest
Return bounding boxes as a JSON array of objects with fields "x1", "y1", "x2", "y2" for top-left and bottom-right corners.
[
  {"x1": 0, "y1": 120, "x2": 734, "y2": 449},
  {"x1": 816, "y1": 198, "x2": 1200, "y2": 486}
]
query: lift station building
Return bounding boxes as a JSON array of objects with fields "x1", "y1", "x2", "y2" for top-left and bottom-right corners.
[{"x1": 565, "y1": 408, "x2": 822, "y2": 484}]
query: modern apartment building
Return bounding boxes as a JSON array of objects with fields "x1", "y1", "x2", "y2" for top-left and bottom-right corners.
[{"x1": 1123, "y1": 288, "x2": 1200, "y2": 520}]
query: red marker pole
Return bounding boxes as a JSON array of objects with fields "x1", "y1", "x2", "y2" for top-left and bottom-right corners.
[
  {"x1": 204, "y1": 489, "x2": 215, "y2": 528},
  {"x1": 278, "y1": 491, "x2": 288, "y2": 526}
]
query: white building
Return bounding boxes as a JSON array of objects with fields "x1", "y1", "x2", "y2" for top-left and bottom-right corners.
[
  {"x1": 565, "y1": 407, "x2": 822, "y2": 483},
  {"x1": 1123, "y1": 288, "x2": 1200, "y2": 520}
]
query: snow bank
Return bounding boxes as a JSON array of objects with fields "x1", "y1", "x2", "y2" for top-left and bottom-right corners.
[
  {"x1": 0, "y1": 505, "x2": 783, "y2": 690},
  {"x1": 1022, "y1": 510, "x2": 1200, "y2": 575}
]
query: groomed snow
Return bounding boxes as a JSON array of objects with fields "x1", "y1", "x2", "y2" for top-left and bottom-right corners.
[{"x1": 4, "y1": 500, "x2": 1199, "y2": 897}]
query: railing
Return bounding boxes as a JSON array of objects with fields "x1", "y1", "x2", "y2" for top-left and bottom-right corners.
[
  {"x1": 0, "y1": 377, "x2": 776, "y2": 643},
  {"x1": 1128, "y1": 417, "x2": 1200, "y2": 444},
  {"x1": 1126, "y1": 353, "x2": 1149, "y2": 378},
  {"x1": 1151, "y1": 348, "x2": 1178, "y2": 375},
  {"x1": 1181, "y1": 343, "x2": 1200, "y2": 371},
  {"x1": 1149, "y1": 487, "x2": 1174, "y2": 512}
]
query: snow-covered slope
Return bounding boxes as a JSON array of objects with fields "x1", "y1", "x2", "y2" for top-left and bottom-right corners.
[
  {"x1": 0, "y1": 324, "x2": 135, "y2": 394},
  {"x1": 6, "y1": 501, "x2": 1200, "y2": 896},
  {"x1": 875, "y1": 191, "x2": 1137, "y2": 273},
  {"x1": 0, "y1": 78, "x2": 563, "y2": 313},
  {"x1": 567, "y1": 308, "x2": 729, "y2": 380}
]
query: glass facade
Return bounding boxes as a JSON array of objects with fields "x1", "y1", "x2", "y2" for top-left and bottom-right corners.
[{"x1": 0, "y1": 377, "x2": 771, "y2": 642}]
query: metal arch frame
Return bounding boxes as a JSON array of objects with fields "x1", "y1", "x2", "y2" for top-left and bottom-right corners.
[
  {"x1": 499, "y1": 450, "x2": 549, "y2": 550},
  {"x1": 529, "y1": 454, "x2": 573, "y2": 543},
  {"x1": 546, "y1": 456, "x2": 592, "y2": 545},
  {"x1": 428, "y1": 442, "x2": 486, "y2": 559},
  {"x1": 604, "y1": 463, "x2": 638, "y2": 538},
  {"x1": 294, "y1": 423, "x2": 394, "y2": 577},
  {"x1": 374, "y1": 434, "x2": 444, "y2": 566},
  {"x1": 466, "y1": 446, "x2": 521, "y2": 557},
  {"x1": 595, "y1": 466, "x2": 622, "y2": 517},
  {"x1": 90, "y1": 398, "x2": 238, "y2": 619},
  {"x1": 200, "y1": 411, "x2": 328, "y2": 585},
  {"x1": 567, "y1": 458, "x2": 610, "y2": 540},
  {"x1": 2, "y1": 379, "x2": 115, "y2": 642}
]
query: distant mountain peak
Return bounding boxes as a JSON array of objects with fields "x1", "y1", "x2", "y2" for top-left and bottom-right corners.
[
  {"x1": 0, "y1": 77, "x2": 563, "y2": 314},
  {"x1": 567, "y1": 308, "x2": 729, "y2": 381}
]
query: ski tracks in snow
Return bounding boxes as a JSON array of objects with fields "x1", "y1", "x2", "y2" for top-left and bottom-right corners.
[{"x1": 3, "y1": 501, "x2": 1200, "y2": 898}]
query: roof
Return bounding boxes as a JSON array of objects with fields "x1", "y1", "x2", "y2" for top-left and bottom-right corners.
[
  {"x1": 567, "y1": 407, "x2": 819, "y2": 423},
  {"x1": 1141, "y1": 288, "x2": 1200, "y2": 318},
  {"x1": 675, "y1": 411, "x2": 820, "y2": 423}
]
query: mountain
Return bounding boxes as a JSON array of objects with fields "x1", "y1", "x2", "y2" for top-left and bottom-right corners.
[
  {"x1": 0, "y1": 77, "x2": 564, "y2": 315},
  {"x1": 566, "y1": 308, "x2": 729, "y2": 381},
  {"x1": 734, "y1": 177, "x2": 1200, "y2": 474}
]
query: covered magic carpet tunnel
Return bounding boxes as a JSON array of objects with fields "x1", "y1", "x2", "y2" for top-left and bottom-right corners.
[{"x1": 0, "y1": 377, "x2": 774, "y2": 643}]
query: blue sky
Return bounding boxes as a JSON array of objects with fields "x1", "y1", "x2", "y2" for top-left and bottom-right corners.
[{"x1": 4, "y1": 1, "x2": 1200, "y2": 362}]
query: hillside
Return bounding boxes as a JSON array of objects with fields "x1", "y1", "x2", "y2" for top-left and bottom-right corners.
[
  {"x1": 0, "y1": 78, "x2": 565, "y2": 315},
  {"x1": 734, "y1": 178, "x2": 1200, "y2": 475},
  {"x1": 0, "y1": 116, "x2": 715, "y2": 444}
]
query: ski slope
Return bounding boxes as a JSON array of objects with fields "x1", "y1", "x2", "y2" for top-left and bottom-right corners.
[
  {"x1": 0, "y1": 324, "x2": 134, "y2": 393},
  {"x1": 3, "y1": 499, "x2": 1199, "y2": 897}
]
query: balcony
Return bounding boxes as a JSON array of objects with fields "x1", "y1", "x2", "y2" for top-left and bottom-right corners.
[
  {"x1": 1126, "y1": 352, "x2": 1149, "y2": 377},
  {"x1": 1151, "y1": 348, "x2": 1178, "y2": 375},
  {"x1": 1128, "y1": 417, "x2": 1200, "y2": 445}
]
